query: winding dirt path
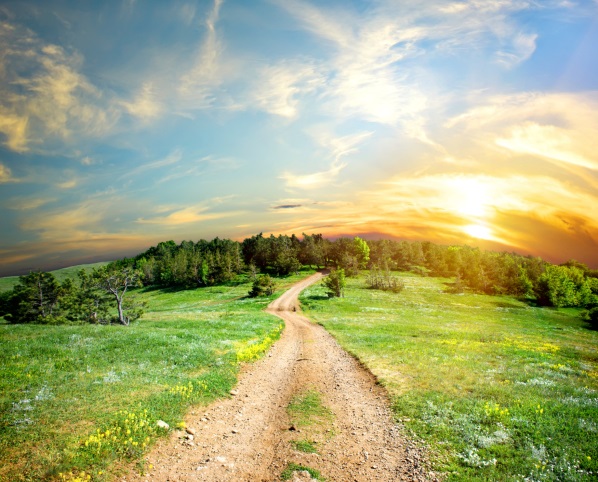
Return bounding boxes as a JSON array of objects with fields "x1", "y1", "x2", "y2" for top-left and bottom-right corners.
[{"x1": 131, "y1": 273, "x2": 435, "y2": 481}]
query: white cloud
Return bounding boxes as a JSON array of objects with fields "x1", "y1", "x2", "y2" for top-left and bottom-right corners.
[
  {"x1": 178, "y1": 0, "x2": 225, "y2": 108},
  {"x1": 0, "y1": 21, "x2": 119, "y2": 152},
  {"x1": 121, "y1": 82, "x2": 162, "y2": 120},
  {"x1": 281, "y1": 130, "x2": 372, "y2": 190},
  {"x1": 496, "y1": 32, "x2": 537, "y2": 68},
  {"x1": 447, "y1": 91, "x2": 598, "y2": 172},
  {"x1": 9, "y1": 197, "x2": 54, "y2": 210},
  {"x1": 123, "y1": 149, "x2": 183, "y2": 178},
  {"x1": 281, "y1": 162, "x2": 346, "y2": 190},
  {"x1": 136, "y1": 201, "x2": 237, "y2": 226},
  {"x1": 249, "y1": 62, "x2": 323, "y2": 118},
  {"x1": 0, "y1": 162, "x2": 15, "y2": 183}
]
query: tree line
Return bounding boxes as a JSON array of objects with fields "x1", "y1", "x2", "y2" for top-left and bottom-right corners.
[{"x1": 1, "y1": 234, "x2": 597, "y2": 325}]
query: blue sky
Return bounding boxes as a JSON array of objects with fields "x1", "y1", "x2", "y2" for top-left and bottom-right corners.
[{"x1": 1, "y1": 0, "x2": 598, "y2": 275}]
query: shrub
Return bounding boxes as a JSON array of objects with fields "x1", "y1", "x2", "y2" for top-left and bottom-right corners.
[
  {"x1": 366, "y1": 267, "x2": 405, "y2": 293},
  {"x1": 249, "y1": 275, "x2": 276, "y2": 297},
  {"x1": 323, "y1": 269, "x2": 346, "y2": 298}
]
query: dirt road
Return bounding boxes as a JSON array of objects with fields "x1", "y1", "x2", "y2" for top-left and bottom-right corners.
[{"x1": 132, "y1": 272, "x2": 434, "y2": 481}]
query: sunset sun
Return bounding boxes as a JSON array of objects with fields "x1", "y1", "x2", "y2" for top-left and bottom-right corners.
[{"x1": 464, "y1": 224, "x2": 493, "y2": 240}]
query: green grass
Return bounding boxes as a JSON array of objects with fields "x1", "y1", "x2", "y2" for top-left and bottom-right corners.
[
  {"x1": 300, "y1": 272, "x2": 598, "y2": 482},
  {"x1": 292, "y1": 439, "x2": 318, "y2": 454},
  {"x1": 280, "y1": 462, "x2": 324, "y2": 481},
  {"x1": 287, "y1": 390, "x2": 333, "y2": 428},
  {"x1": 0, "y1": 262, "x2": 110, "y2": 293},
  {"x1": 0, "y1": 271, "x2": 312, "y2": 482}
]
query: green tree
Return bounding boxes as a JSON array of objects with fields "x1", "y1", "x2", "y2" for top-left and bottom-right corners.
[
  {"x1": 92, "y1": 266, "x2": 143, "y2": 325},
  {"x1": 323, "y1": 268, "x2": 346, "y2": 298},
  {"x1": 249, "y1": 274, "x2": 276, "y2": 297},
  {"x1": 353, "y1": 236, "x2": 370, "y2": 269},
  {"x1": 2, "y1": 271, "x2": 66, "y2": 324},
  {"x1": 62, "y1": 270, "x2": 111, "y2": 324},
  {"x1": 534, "y1": 265, "x2": 590, "y2": 307}
]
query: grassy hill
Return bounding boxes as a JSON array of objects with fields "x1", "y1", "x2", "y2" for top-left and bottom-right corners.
[
  {"x1": 300, "y1": 272, "x2": 598, "y2": 481},
  {"x1": 0, "y1": 262, "x2": 111, "y2": 293}
]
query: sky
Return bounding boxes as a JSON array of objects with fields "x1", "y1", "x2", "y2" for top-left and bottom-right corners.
[{"x1": 1, "y1": 0, "x2": 598, "y2": 276}]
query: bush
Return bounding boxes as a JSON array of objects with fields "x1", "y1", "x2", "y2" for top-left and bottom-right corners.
[
  {"x1": 587, "y1": 307, "x2": 598, "y2": 329},
  {"x1": 249, "y1": 275, "x2": 276, "y2": 297},
  {"x1": 323, "y1": 269, "x2": 346, "y2": 298},
  {"x1": 366, "y1": 267, "x2": 405, "y2": 293}
]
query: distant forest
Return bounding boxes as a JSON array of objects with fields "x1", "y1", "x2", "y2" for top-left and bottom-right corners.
[{"x1": 2, "y1": 233, "x2": 598, "y2": 325}]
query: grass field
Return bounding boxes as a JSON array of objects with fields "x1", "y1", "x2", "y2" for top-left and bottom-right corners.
[
  {"x1": 0, "y1": 270, "x2": 312, "y2": 482},
  {"x1": 0, "y1": 262, "x2": 110, "y2": 293},
  {"x1": 300, "y1": 272, "x2": 598, "y2": 481}
]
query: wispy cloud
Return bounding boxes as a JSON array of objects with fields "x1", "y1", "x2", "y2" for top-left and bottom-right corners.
[
  {"x1": 8, "y1": 197, "x2": 55, "y2": 210},
  {"x1": 0, "y1": 162, "x2": 16, "y2": 183},
  {"x1": 281, "y1": 163, "x2": 346, "y2": 190},
  {"x1": 136, "y1": 203, "x2": 235, "y2": 226},
  {"x1": 249, "y1": 61, "x2": 323, "y2": 118},
  {"x1": 281, "y1": 130, "x2": 372, "y2": 190},
  {"x1": 0, "y1": 21, "x2": 119, "y2": 153},
  {"x1": 121, "y1": 82, "x2": 162, "y2": 120},
  {"x1": 178, "y1": 0, "x2": 225, "y2": 108},
  {"x1": 123, "y1": 149, "x2": 183, "y2": 178},
  {"x1": 496, "y1": 32, "x2": 538, "y2": 68},
  {"x1": 447, "y1": 91, "x2": 598, "y2": 173}
]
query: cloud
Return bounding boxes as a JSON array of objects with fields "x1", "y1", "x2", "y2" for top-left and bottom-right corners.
[
  {"x1": 272, "y1": 204, "x2": 302, "y2": 210},
  {"x1": 496, "y1": 32, "x2": 538, "y2": 68},
  {"x1": 19, "y1": 202, "x2": 104, "y2": 241},
  {"x1": 0, "y1": 20, "x2": 119, "y2": 152},
  {"x1": 281, "y1": 162, "x2": 346, "y2": 190},
  {"x1": 156, "y1": 155, "x2": 240, "y2": 184},
  {"x1": 249, "y1": 62, "x2": 323, "y2": 118},
  {"x1": 56, "y1": 178, "x2": 78, "y2": 189},
  {"x1": 0, "y1": 106, "x2": 29, "y2": 152},
  {"x1": 447, "y1": 91, "x2": 598, "y2": 174},
  {"x1": 178, "y1": 0, "x2": 225, "y2": 108},
  {"x1": 268, "y1": 171, "x2": 598, "y2": 264},
  {"x1": 123, "y1": 149, "x2": 183, "y2": 178},
  {"x1": 136, "y1": 204, "x2": 235, "y2": 226},
  {"x1": 8, "y1": 197, "x2": 54, "y2": 210},
  {"x1": 121, "y1": 82, "x2": 162, "y2": 120},
  {"x1": 0, "y1": 162, "x2": 15, "y2": 183}
]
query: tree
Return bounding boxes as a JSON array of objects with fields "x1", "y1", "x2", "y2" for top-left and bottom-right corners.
[
  {"x1": 249, "y1": 274, "x2": 276, "y2": 297},
  {"x1": 92, "y1": 266, "x2": 143, "y2": 325},
  {"x1": 353, "y1": 236, "x2": 370, "y2": 269},
  {"x1": 62, "y1": 270, "x2": 111, "y2": 324},
  {"x1": 323, "y1": 268, "x2": 346, "y2": 298},
  {"x1": 2, "y1": 271, "x2": 66, "y2": 324},
  {"x1": 534, "y1": 265, "x2": 590, "y2": 308}
]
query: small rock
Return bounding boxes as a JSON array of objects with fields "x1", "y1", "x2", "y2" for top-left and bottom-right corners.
[
  {"x1": 230, "y1": 390, "x2": 238, "y2": 396},
  {"x1": 232, "y1": 429, "x2": 238, "y2": 434},
  {"x1": 186, "y1": 427, "x2": 196, "y2": 435},
  {"x1": 289, "y1": 425, "x2": 297, "y2": 431},
  {"x1": 215, "y1": 456, "x2": 227, "y2": 463},
  {"x1": 156, "y1": 420, "x2": 169, "y2": 430},
  {"x1": 186, "y1": 434, "x2": 194, "y2": 441}
]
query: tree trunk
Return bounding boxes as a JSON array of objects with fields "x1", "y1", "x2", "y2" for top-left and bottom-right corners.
[{"x1": 116, "y1": 297, "x2": 128, "y2": 325}]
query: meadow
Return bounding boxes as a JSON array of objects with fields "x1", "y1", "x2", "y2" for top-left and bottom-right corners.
[
  {"x1": 300, "y1": 272, "x2": 598, "y2": 481},
  {"x1": 0, "y1": 262, "x2": 110, "y2": 293},
  {"x1": 0, "y1": 271, "x2": 311, "y2": 482}
]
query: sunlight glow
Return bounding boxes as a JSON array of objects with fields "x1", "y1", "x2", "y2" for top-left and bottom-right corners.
[{"x1": 464, "y1": 224, "x2": 493, "y2": 240}]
